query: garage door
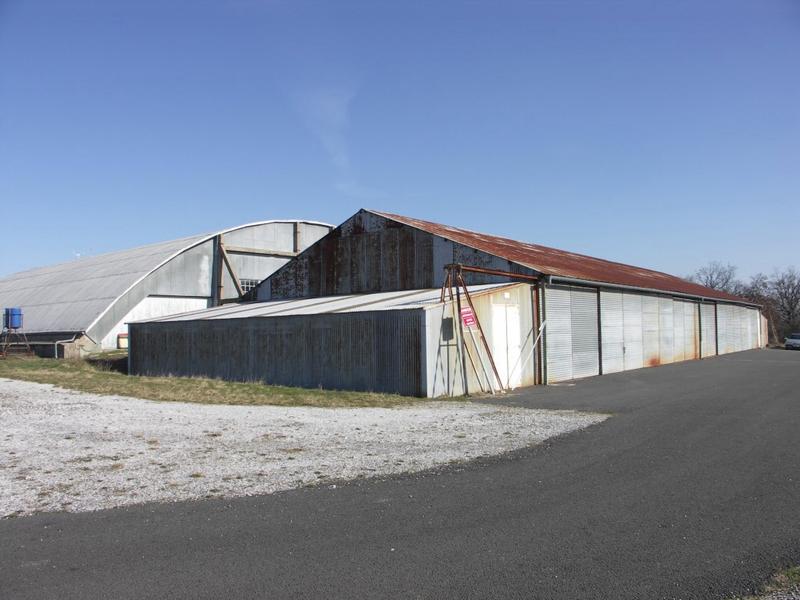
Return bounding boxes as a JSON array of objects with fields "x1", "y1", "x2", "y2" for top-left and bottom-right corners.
[
  {"x1": 600, "y1": 291, "x2": 624, "y2": 374},
  {"x1": 700, "y1": 303, "x2": 717, "y2": 357},
  {"x1": 545, "y1": 286, "x2": 599, "y2": 383},
  {"x1": 672, "y1": 300, "x2": 699, "y2": 361}
]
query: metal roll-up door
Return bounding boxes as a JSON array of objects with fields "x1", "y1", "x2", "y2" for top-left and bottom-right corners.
[
  {"x1": 642, "y1": 296, "x2": 660, "y2": 367},
  {"x1": 659, "y1": 297, "x2": 674, "y2": 365},
  {"x1": 683, "y1": 301, "x2": 699, "y2": 359},
  {"x1": 748, "y1": 308, "x2": 760, "y2": 349},
  {"x1": 623, "y1": 293, "x2": 643, "y2": 371},
  {"x1": 600, "y1": 291, "x2": 624, "y2": 374},
  {"x1": 545, "y1": 287, "x2": 573, "y2": 382},
  {"x1": 717, "y1": 304, "x2": 730, "y2": 354},
  {"x1": 721, "y1": 304, "x2": 742, "y2": 353},
  {"x1": 571, "y1": 288, "x2": 600, "y2": 379},
  {"x1": 545, "y1": 286, "x2": 599, "y2": 382},
  {"x1": 673, "y1": 299, "x2": 685, "y2": 362},
  {"x1": 700, "y1": 303, "x2": 716, "y2": 357},
  {"x1": 730, "y1": 306, "x2": 742, "y2": 352}
]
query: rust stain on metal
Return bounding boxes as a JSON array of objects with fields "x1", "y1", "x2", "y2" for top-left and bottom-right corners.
[
  {"x1": 370, "y1": 210, "x2": 749, "y2": 304},
  {"x1": 647, "y1": 357, "x2": 661, "y2": 367}
]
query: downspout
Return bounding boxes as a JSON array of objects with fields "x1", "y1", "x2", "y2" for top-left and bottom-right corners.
[
  {"x1": 596, "y1": 287, "x2": 603, "y2": 375},
  {"x1": 698, "y1": 303, "x2": 703, "y2": 359},
  {"x1": 541, "y1": 278, "x2": 549, "y2": 384},
  {"x1": 54, "y1": 333, "x2": 80, "y2": 359}
]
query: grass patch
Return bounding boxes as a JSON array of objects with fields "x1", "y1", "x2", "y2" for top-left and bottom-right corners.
[
  {"x1": 0, "y1": 356, "x2": 421, "y2": 408},
  {"x1": 732, "y1": 566, "x2": 800, "y2": 600}
]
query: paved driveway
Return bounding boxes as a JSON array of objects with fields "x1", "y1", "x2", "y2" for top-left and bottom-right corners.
[{"x1": 2, "y1": 349, "x2": 799, "y2": 599}]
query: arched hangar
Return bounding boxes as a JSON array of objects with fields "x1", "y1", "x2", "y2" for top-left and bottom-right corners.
[{"x1": 0, "y1": 220, "x2": 332, "y2": 357}]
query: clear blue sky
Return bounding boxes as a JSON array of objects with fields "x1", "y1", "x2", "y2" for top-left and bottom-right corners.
[{"x1": 1, "y1": 0, "x2": 798, "y2": 279}]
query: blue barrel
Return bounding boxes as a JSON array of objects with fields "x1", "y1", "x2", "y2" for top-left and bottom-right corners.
[{"x1": 4, "y1": 307, "x2": 23, "y2": 330}]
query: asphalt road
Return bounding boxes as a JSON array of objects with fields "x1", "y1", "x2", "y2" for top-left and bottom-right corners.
[{"x1": 2, "y1": 349, "x2": 799, "y2": 599}]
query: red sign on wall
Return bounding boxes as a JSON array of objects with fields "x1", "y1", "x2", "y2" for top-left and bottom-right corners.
[{"x1": 460, "y1": 307, "x2": 477, "y2": 328}]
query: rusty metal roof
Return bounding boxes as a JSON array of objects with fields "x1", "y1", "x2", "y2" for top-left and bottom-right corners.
[{"x1": 369, "y1": 210, "x2": 748, "y2": 304}]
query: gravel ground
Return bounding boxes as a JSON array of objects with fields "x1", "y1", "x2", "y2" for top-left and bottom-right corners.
[{"x1": 0, "y1": 378, "x2": 605, "y2": 517}]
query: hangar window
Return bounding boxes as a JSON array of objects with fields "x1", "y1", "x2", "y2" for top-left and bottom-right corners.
[{"x1": 239, "y1": 279, "x2": 260, "y2": 293}]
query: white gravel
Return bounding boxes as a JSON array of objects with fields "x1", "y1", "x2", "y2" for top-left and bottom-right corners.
[{"x1": 0, "y1": 378, "x2": 606, "y2": 517}]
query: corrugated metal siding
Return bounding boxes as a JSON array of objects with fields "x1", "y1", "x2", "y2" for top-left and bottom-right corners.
[
  {"x1": 600, "y1": 291, "x2": 708, "y2": 373},
  {"x1": 658, "y1": 297, "x2": 674, "y2": 365},
  {"x1": 642, "y1": 296, "x2": 660, "y2": 367},
  {"x1": 545, "y1": 287, "x2": 573, "y2": 383},
  {"x1": 747, "y1": 307, "x2": 760, "y2": 349},
  {"x1": 673, "y1": 298, "x2": 685, "y2": 362},
  {"x1": 600, "y1": 291, "x2": 624, "y2": 374},
  {"x1": 571, "y1": 288, "x2": 599, "y2": 379},
  {"x1": 679, "y1": 301, "x2": 699, "y2": 360},
  {"x1": 371, "y1": 210, "x2": 755, "y2": 304},
  {"x1": 130, "y1": 310, "x2": 426, "y2": 396},
  {"x1": 545, "y1": 286, "x2": 598, "y2": 383},
  {"x1": 259, "y1": 211, "x2": 534, "y2": 301},
  {"x1": 622, "y1": 293, "x2": 643, "y2": 371},
  {"x1": 700, "y1": 303, "x2": 717, "y2": 357},
  {"x1": 672, "y1": 300, "x2": 699, "y2": 361},
  {"x1": 718, "y1": 305, "x2": 761, "y2": 353}
]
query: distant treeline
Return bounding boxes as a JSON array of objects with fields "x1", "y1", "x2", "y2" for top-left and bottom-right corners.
[{"x1": 687, "y1": 262, "x2": 800, "y2": 343}]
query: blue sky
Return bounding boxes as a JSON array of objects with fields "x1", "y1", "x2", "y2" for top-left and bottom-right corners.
[{"x1": 0, "y1": 0, "x2": 798, "y2": 279}]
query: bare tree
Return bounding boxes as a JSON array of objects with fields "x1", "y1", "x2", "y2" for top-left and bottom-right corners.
[
  {"x1": 739, "y1": 273, "x2": 780, "y2": 343},
  {"x1": 687, "y1": 261, "x2": 739, "y2": 293},
  {"x1": 771, "y1": 267, "x2": 800, "y2": 336}
]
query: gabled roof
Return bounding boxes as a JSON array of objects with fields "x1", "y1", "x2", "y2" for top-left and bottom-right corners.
[{"x1": 369, "y1": 210, "x2": 748, "y2": 304}]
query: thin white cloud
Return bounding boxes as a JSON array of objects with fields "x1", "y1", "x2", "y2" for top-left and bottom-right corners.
[
  {"x1": 294, "y1": 87, "x2": 355, "y2": 170},
  {"x1": 334, "y1": 179, "x2": 390, "y2": 201}
]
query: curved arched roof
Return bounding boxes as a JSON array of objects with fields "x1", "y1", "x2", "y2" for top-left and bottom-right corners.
[{"x1": 0, "y1": 221, "x2": 328, "y2": 335}]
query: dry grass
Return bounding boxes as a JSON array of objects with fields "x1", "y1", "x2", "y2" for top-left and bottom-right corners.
[
  {"x1": 0, "y1": 356, "x2": 418, "y2": 408},
  {"x1": 732, "y1": 566, "x2": 800, "y2": 600}
]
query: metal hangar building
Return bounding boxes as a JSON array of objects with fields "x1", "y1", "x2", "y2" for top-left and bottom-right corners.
[{"x1": 129, "y1": 209, "x2": 765, "y2": 396}]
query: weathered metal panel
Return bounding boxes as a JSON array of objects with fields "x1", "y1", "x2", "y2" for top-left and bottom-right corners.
[
  {"x1": 717, "y1": 304, "x2": 735, "y2": 354},
  {"x1": 622, "y1": 293, "x2": 643, "y2": 371},
  {"x1": 700, "y1": 303, "x2": 717, "y2": 357},
  {"x1": 370, "y1": 210, "x2": 754, "y2": 304},
  {"x1": 544, "y1": 285, "x2": 598, "y2": 382},
  {"x1": 99, "y1": 296, "x2": 208, "y2": 349},
  {"x1": 130, "y1": 310, "x2": 426, "y2": 397},
  {"x1": 425, "y1": 284, "x2": 534, "y2": 396},
  {"x1": 600, "y1": 290, "x2": 624, "y2": 374},
  {"x1": 673, "y1": 299, "x2": 686, "y2": 362},
  {"x1": 685, "y1": 301, "x2": 700, "y2": 360},
  {"x1": 658, "y1": 297, "x2": 674, "y2": 365},
  {"x1": 642, "y1": 295, "x2": 660, "y2": 367},
  {"x1": 747, "y1": 307, "x2": 760, "y2": 349},
  {"x1": 571, "y1": 287, "x2": 600, "y2": 379},
  {"x1": 545, "y1": 287, "x2": 573, "y2": 383},
  {"x1": 258, "y1": 211, "x2": 539, "y2": 301}
]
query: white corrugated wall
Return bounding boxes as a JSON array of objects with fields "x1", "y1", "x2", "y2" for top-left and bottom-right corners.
[
  {"x1": 700, "y1": 303, "x2": 717, "y2": 357},
  {"x1": 715, "y1": 304, "x2": 761, "y2": 355},
  {"x1": 622, "y1": 293, "x2": 644, "y2": 370},
  {"x1": 553, "y1": 285, "x2": 762, "y2": 383},
  {"x1": 600, "y1": 291, "x2": 624, "y2": 374},
  {"x1": 659, "y1": 298, "x2": 675, "y2": 365},
  {"x1": 545, "y1": 286, "x2": 599, "y2": 382}
]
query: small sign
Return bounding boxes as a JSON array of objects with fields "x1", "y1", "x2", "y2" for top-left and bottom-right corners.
[{"x1": 460, "y1": 307, "x2": 477, "y2": 328}]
